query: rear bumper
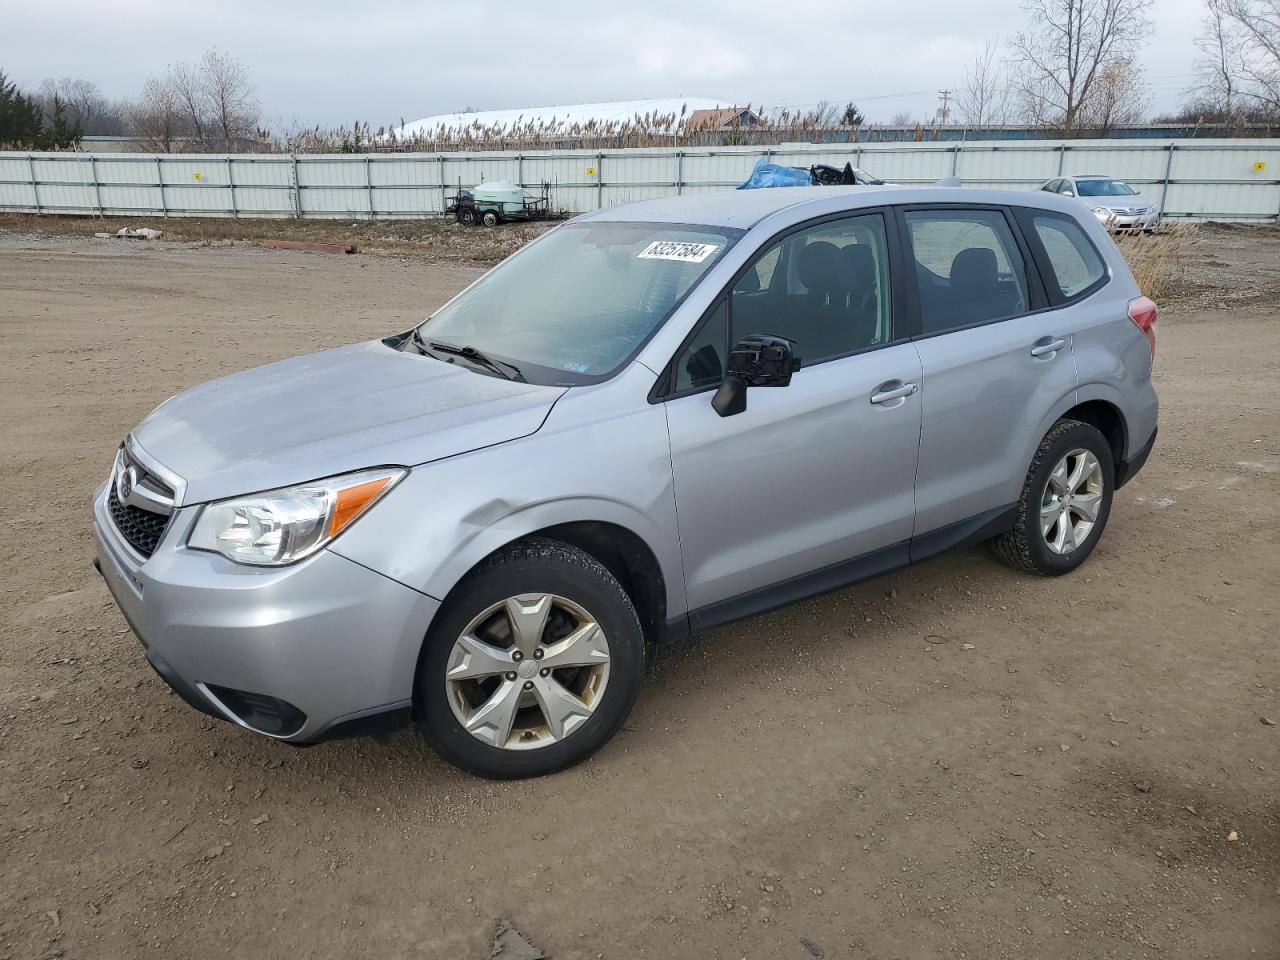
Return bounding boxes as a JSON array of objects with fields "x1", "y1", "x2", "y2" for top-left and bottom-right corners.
[
  {"x1": 1116, "y1": 426, "x2": 1157, "y2": 488},
  {"x1": 92, "y1": 483, "x2": 437, "y2": 743}
]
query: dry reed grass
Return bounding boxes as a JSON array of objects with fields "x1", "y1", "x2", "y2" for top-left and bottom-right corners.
[{"x1": 1114, "y1": 221, "x2": 1198, "y2": 301}]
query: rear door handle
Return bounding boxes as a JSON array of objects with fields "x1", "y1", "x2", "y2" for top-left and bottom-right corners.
[
  {"x1": 870, "y1": 381, "x2": 919, "y2": 405},
  {"x1": 1031, "y1": 337, "x2": 1067, "y2": 358}
]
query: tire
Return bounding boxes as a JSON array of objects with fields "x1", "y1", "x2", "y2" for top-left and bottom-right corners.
[
  {"x1": 457, "y1": 206, "x2": 477, "y2": 226},
  {"x1": 990, "y1": 419, "x2": 1115, "y2": 576},
  {"x1": 481, "y1": 209, "x2": 500, "y2": 227},
  {"x1": 416, "y1": 538, "x2": 644, "y2": 779}
]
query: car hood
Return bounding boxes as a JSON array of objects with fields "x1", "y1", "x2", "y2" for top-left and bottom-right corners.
[{"x1": 131, "y1": 340, "x2": 567, "y2": 504}]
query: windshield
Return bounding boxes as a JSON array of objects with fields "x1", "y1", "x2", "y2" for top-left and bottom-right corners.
[
  {"x1": 853, "y1": 169, "x2": 884, "y2": 185},
  {"x1": 1075, "y1": 179, "x2": 1136, "y2": 197},
  {"x1": 413, "y1": 221, "x2": 738, "y2": 385}
]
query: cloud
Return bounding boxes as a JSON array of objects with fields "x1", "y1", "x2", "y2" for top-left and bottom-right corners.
[{"x1": 1, "y1": 0, "x2": 1207, "y2": 127}]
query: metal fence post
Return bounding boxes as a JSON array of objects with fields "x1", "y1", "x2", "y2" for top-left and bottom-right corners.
[
  {"x1": 155, "y1": 156, "x2": 168, "y2": 217},
  {"x1": 516, "y1": 153, "x2": 523, "y2": 188},
  {"x1": 290, "y1": 155, "x2": 302, "y2": 219},
  {"x1": 438, "y1": 155, "x2": 446, "y2": 216},
  {"x1": 26, "y1": 154, "x2": 40, "y2": 214},
  {"x1": 1159, "y1": 143, "x2": 1175, "y2": 215},
  {"x1": 676, "y1": 151, "x2": 684, "y2": 196},
  {"x1": 596, "y1": 152, "x2": 603, "y2": 208},
  {"x1": 365, "y1": 155, "x2": 374, "y2": 220},
  {"x1": 226, "y1": 157, "x2": 238, "y2": 218},
  {"x1": 1057, "y1": 142, "x2": 1066, "y2": 175},
  {"x1": 89, "y1": 155, "x2": 104, "y2": 217},
  {"x1": 950, "y1": 145, "x2": 960, "y2": 176}
]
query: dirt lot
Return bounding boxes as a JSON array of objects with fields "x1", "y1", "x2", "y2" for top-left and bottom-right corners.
[{"x1": 1, "y1": 224, "x2": 1278, "y2": 960}]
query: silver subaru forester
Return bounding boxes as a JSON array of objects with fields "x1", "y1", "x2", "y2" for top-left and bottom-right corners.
[{"x1": 93, "y1": 186, "x2": 1158, "y2": 778}]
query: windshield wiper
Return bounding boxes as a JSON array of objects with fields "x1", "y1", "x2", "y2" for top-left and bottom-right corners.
[{"x1": 427, "y1": 338, "x2": 525, "y2": 382}]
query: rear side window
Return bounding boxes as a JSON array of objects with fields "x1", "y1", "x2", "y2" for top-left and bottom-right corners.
[
  {"x1": 903, "y1": 209, "x2": 1029, "y2": 335},
  {"x1": 1031, "y1": 214, "x2": 1107, "y2": 300}
]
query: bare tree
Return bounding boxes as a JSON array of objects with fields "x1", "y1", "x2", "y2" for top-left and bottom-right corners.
[
  {"x1": 1216, "y1": 0, "x2": 1280, "y2": 112},
  {"x1": 955, "y1": 39, "x2": 1013, "y2": 126},
  {"x1": 37, "y1": 77, "x2": 124, "y2": 135},
  {"x1": 889, "y1": 110, "x2": 915, "y2": 125},
  {"x1": 199, "y1": 49, "x2": 260, "y2": 149},
  {"x1": 123, "y1": 77, "x2": 187, "y2": 153},
  {"x1": 1077, "y1": 56, "x2": 1149, "y2": 130},
  {"x1": 169, "y1": 59, "x2": 208, "y2": 146},
  {"x1": 1194, "y1": 0, "x2": 1241, "y2": 114},
  {"x1": 123, "y1": 49, "x2": 261, "y2": 151},
  {"x1": 1010, "y1": 0, "x2": 1154, "y2": 135}
]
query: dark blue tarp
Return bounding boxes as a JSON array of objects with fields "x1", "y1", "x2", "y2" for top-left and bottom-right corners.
[{"x1": 738, "y1": 157, "x2": 813, "y2": 190}]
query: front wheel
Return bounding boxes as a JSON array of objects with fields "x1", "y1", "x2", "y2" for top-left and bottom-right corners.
[
  {"x1": 991, "y1": 419, "x2": 1115, "y2": 576},
  {"x1": 416, "y1": 538, "x2": 644, "y2": 778}
]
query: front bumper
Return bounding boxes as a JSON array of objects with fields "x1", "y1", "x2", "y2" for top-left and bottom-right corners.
[
  {"x1": 1096, "y1": 210, "x2": 1161, "y2": 231},
  {"x1": 92, "y1": 482, "x2": 439, "y2": 743}
]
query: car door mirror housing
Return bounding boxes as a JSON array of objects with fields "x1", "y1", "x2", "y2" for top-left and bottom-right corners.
[
  {"x1": 712, "y1": 335, "x2": 801, "y2": 417},
  {"x1": 1063, "y1": 189, "x2": 1075, "y2": 197}
]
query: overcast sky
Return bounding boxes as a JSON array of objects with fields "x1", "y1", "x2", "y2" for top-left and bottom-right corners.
[{"x1": 2, "y1": 0, "x2": 1206, "y2": 127}]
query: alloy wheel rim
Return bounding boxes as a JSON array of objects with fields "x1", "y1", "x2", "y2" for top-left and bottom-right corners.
[
  {"x1": 1041, "y1": 447, "x2": 1104, "y2": 555},
  {"x1": 445, "y1": 594, "x2": 611, "y2": 751}
]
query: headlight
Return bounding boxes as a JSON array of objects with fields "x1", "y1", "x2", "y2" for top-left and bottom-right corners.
[
  {"x1": 189, "y1": 467, "x2": 405, "y2": 566},
  {"x1": 1092, "y1": 207, "x2": 1113, "y2": 218}
]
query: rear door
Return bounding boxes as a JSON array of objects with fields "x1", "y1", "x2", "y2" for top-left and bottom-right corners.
[
  {"x1": 660, "y1": 211, "x2": 923, "y2": 618},
  {"x1": 898, "y1": 205, "x2": 1077, "y2": 549}
]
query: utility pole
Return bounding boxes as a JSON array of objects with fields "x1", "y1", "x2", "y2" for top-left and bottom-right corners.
[{"x1": 936, "y1": 89, "x2": 952, "y2": 125}]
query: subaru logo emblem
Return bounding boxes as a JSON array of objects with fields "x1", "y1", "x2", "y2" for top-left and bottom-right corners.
[{"x1": 117, "y1": 464, "x2": 138, "y2": 502}]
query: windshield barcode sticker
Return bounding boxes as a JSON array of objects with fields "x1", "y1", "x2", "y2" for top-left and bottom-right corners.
[{"x1": 637, "y1": 240, "x2": 719, "y2": 263}]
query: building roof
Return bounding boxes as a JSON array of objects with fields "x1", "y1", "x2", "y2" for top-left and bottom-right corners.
[
  {"x1": 395, "y1": 98, "x2": 737, "y2": 139},
  {"x1": 685, "y1": 107, "x2": 760, "y2": 128}
]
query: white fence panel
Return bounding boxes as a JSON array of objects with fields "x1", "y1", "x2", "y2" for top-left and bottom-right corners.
[{"x1": 2, "y1": 139, "x2": 1277, "y2": 221}]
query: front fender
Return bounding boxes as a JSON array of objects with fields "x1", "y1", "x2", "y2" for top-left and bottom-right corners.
[{"x1": 328, "y1": 376, "x2": 686, "y2": 620}]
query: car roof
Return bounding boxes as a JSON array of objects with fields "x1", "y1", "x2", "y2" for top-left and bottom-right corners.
[{"x1": 574, "y1": 185, "x2": 1087, "y2": 230}]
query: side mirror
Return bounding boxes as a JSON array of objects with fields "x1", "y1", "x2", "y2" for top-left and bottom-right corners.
[
  {"x1": 1063, "y1": 189, "x2": 1075, "y2": 197},
  {"x1": 712, "y1": 334, "x2": 801, "y2": 417}
]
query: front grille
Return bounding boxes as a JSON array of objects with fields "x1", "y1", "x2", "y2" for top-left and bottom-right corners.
[{"x1": 107, "y1": 481, "x2": 170, "y2": 558}]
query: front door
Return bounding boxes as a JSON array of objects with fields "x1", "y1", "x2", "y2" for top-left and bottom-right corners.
[{"x1": 660, "y1": 212, "x2": 923, "y2": 618}]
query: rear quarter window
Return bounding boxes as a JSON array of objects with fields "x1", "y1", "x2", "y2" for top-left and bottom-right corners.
[{"x1": 1029, "y1": 213, "x2": 1107, "y2": 301}]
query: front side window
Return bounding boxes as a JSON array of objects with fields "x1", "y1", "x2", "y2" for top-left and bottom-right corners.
[
  {"x1": 666, "y1": 214, "x2": 893, "y2": 395},
  {"x1": 730, "y1": 213, "x2": 893, "y2": 365},
  {"x1": 1031, "y1": 213, "x2": 1107, "y2": 300},
  {"x1": 1075, "y1": 179, "x2": 1136, "y2": 198},
  {"x1": 904, "y1": 209, "x2": 1029, "y2": 335},
  {"x1": 415, "y1": 221, "x2": 737, "y2": 385}
]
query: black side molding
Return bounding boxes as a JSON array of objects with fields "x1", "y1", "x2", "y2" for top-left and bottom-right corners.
[
  {"x1": 302, "y1": 700, "x2": 414, "y2": 745},
  {"x1": 1115, "y1": 426, "x2": 1157, "y2": 488},
  {"x1": 909, "y1": 504, "x2": 1016, "y2": 563},
  {"x1": 663, "y1": 503, "x2": 1018, "y2": 641}
]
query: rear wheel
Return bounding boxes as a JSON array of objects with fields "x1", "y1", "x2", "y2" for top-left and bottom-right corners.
[
  {"x1": 457, "y1": 206, "x2": 477, "y2": 226},
  {"x1": 481, "y1": 209, "x2": 500, "y2": 227},
  {"x1": 416, "y1": 538, "x2": 644, "y2": 778},
  {"x1": 991, "y1": 419, "x2": 1115, "y2": 576}
]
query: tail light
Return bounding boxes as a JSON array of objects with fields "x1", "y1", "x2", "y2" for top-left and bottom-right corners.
[{"x1": 1128, "y1": 296, "x2": 1157, "y2": 358}]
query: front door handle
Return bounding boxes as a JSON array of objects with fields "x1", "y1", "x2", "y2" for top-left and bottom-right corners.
[
  {"x1": 870, "y1": 381, "x2": 919, "y2": 405},
  {"x1": 1030, "y1": 337, "x2": 1067, "y2": 358}
]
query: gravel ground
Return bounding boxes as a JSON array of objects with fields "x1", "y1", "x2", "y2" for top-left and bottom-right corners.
[{"x1": 0, "y1": 227, "x2": 1277, "y2": 960}]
